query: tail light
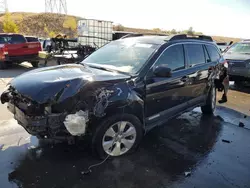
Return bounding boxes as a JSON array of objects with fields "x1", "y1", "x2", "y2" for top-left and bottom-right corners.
[{"x1": 0, "y1": 44, "x2": 8, "y2": 60}]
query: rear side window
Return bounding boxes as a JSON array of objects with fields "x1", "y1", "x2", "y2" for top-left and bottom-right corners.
[
  {"x1": 26, "y1": 37, "x2": 39, "y2": 42},
  {"x1": 154, "y1": 44, "x2": 185, "y2": 71},
  {"x1": 206, "y1": 45, "x2": 221, "y2": 62},
  {"x1": 185, "y1": 44, "x2": 205, "y2": 67}
]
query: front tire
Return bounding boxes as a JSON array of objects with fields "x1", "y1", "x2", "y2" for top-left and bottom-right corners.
[
  {"x1": 201, "y1": 84, "x2": 216, "y2": 115},
  {"x1": 92, "y1": 114, "x2": 143, "y2": 159}
]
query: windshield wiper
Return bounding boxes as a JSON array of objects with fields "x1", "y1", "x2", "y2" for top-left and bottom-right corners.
[{"x1": 87, "y1": 64, "x2": 114, "y2": 72}]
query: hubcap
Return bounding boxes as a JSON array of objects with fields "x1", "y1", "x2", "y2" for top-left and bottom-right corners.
[{"x1": 102, "y1": 121, "x2": 137, "y2": 156}]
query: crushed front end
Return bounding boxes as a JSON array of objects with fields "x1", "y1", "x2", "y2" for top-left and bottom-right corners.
[
  {"x1": 1, "y1": 87, "x2": 77, "y2": 141},
  {"x1": 1, "y1": 82, "x2": 134, "y2": 143},
  {"x1": 0, "y1": 64, "x2": 140, "y2": 143}
]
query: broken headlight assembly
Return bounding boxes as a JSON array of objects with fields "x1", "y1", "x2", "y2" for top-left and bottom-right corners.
[{"x1": 1, "y1": 84, "x2": 11, "y2": 104}]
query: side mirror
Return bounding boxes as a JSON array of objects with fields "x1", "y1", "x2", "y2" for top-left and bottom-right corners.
[{"x1": 153, "y1": 64, "x2": 172, "y2": 77}]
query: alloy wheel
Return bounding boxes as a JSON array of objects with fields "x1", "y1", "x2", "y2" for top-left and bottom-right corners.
[{"x1": 102, "y1": 121, "x2": 137, "y2": 156}]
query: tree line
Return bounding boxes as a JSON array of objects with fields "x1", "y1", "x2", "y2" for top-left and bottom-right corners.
[{"x1": 114, "y1": 24, "x2": 203, "y2": 35}]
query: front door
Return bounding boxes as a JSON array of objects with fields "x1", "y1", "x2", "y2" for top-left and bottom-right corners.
[{"x1": 145, "y1": 44, "x2": 189, "y2": 125}]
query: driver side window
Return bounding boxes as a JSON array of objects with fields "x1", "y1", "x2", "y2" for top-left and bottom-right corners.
[{"x1": 154, "y1": 44, "x2": 185, "y2": 71}]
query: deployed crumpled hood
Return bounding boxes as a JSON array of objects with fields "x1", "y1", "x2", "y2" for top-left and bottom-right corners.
[
  {"x1": 224, "y1": 52, "x2": 250, "y2": 61},
  {"x1": 10, "y1": 64, "x2": 130, "y2": 104}
]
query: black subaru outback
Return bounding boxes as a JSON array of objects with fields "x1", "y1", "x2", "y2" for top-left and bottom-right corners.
[{"x1": 1, "y1": 34, "x2": 225, "y2": 158}]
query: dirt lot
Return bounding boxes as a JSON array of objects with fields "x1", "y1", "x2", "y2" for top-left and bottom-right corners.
[{"x1": 0, "y1": 64, "x2": 250, "y2": 188}]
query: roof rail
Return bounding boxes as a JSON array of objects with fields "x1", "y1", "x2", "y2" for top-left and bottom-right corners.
[
  {"x1": 169, "y1": 34, "x2": 213, "y2": 42},
  {"x1": 120, "y1": 33, "x2": 144, "y2": 39},
  {"x1": 120, "y1": 33, "x2": 168, "y2": 39}
]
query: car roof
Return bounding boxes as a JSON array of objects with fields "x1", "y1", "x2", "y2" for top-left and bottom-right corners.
[
  {"x1": 118, "y1": 36, "x2": 168, "y2": 45},
  {"x1": 118, "y1": 34, "x2": 215, "y2": 45}
]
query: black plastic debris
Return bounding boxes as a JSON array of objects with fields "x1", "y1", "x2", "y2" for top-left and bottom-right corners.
[
  {"x1": 222, "y1": 139, "x2": 231, "y2": 143},
  {"x1": 239, "y1": 122, "x2": 245, "y2": 127}
]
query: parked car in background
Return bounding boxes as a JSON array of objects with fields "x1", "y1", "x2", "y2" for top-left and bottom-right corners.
[
  {"x1": 223, "y1": 39, "x2": 250, "y2": 84},
  {"x1": 1, "y1": 34, "x2": 225, "y2": 158},
  {"x1": 0, "y1": 33, "x2": 42, "y2": 69},
  {"x1": 217, "y1": 41, "x2": 233, "y2": 52},
  {"x1": 40, "y1": 38, "x2": 52, "y2": 51}
]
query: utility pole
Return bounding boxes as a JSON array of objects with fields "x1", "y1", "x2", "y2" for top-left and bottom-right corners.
[
  {"x1": 0, "y1": 0, "x2": 7, "y2": 13},
  {"x1": 45, "y1": 0, "x2": 67, "y2": 14}
]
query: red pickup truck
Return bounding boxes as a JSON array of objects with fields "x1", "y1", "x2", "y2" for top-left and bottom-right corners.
[{"x1": 0, "y1": 33, "x2": 42, "y2": 69}]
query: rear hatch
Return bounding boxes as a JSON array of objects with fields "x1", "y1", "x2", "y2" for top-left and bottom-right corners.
[{"x1": 0, "y1": 34, "x2": 41, "y2": 56}]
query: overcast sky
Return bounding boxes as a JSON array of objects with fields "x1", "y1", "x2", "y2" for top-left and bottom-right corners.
[{"x1": 5, "y1": 0, "x2": 250, "y2": 38}]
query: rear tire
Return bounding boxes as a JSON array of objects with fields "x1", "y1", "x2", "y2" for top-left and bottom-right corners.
[
  {"x1": 31, "y1": 61, "x2": 39, "y2": 68},
  {"x1": 0, "y1": 61, "x2": 7, "y2": 70},
  {"x1": 92, "y1": 114, "x2": 143, "y2": 159},
  {"x1": 201, "y1": 84, "x2": 216, "y2": 115}
]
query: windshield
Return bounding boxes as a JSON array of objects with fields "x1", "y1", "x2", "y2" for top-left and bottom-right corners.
[
  {"x1": 81, "y1": 39, "x2": 158, "y2": 74},
  {"x1": 227, "y1": 43, "x2": 250, "y2": 53}
]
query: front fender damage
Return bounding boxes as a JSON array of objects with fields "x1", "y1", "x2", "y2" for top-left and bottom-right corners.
[{"x1": 59, "y1": 81, "x2": 144, "y2": 137}]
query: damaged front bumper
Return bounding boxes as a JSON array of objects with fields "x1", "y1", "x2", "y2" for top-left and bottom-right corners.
[{"x1": 7, "y1": 102, "x2": 68, "y2": 138}]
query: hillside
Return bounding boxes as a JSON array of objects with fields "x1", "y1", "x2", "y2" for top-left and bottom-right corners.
[
  {"x1": 0, "y1": 12, "x2": 242, "y2": 42},
  {"x1": 0, "y1": 12, "x2": 81, "y2": 38},
  {"x1": 121, "y1": 27, "x2": 242, "y2": 43}
]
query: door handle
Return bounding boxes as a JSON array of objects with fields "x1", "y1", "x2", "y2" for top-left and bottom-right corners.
[
  {"x1": 181, "y1": 76, "x2": 189, "y2": 82},
  {"x1": 23, "y1": 46, "x2": 28, "y2": 48}
]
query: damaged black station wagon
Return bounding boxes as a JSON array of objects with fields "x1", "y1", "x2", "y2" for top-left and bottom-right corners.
[{"x1": 1, "y1": 34, "x2": 225, "y2": 158}]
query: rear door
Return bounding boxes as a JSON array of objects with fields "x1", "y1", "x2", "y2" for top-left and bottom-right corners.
[
  {"x1": 205, "y1": 44, "x2": 224, "y2": 82},
  {"x1": 5, "y1": 35, "x2": 41, "y2": 56},
  {"x1": 25, "y1": 37, "x2": 41, "y2": 55},
  {"x1": 4, "y1": 34, "x2": 28, "y2": 56},
  {"x1": 183, "y1": 43, "x2": 213, "y2": 106},
  {"x1": 26, "y1": 42, "x2": 42, "y2": 55}
]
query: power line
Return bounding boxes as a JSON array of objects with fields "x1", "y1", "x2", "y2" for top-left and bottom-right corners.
[
  {"x1": 45, "y1": 0, "x2": 67, "y2": 14},
  {"x1": 0, "y1": 0, "x2": 7, "y2": 13}
]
